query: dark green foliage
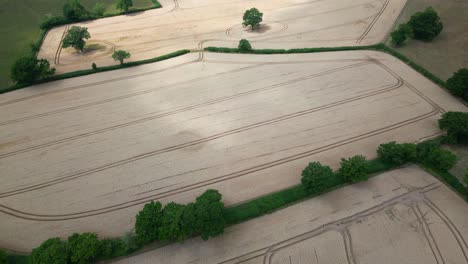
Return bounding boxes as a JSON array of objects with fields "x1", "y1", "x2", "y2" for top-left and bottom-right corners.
[
  {"x1": 62, "y1": 26, "x2": 91, "y2": 52},
  {"x1": 301, "y1": 162, "x2": 335, "y2": 193},
  {"x1": 339, "y1": 155, "x2": 369, "y2": 183},
  {"x1": 98, "y1": 238, "x2": 128, "y2": 260},
  {"x1": 158, "y1": 202, "x2": 187, "y2": 242},
  {"x1": 92, "y1": 63, "x2": 97, "y2": 70},
  {"x1": 10, "y1": 56, "x2": 55, "y2": 84},
  {"x1": 447, "y1": 68, "x2": 468, "y2": 101},
  {"x1": 91, "y1": 2, "x2": 106, "y2": 17},
  {"x1": 238, "y1": 39, "x2": 252, "y2": 52},
  {"x1": 63, "y1": 0, "x2": 88, "y2": 21},
  {"x1": 0, "y1": 250, "x2": 7, "y2": 264},
  {"x1": 40, "y1": 16, "x2": 70, "y2": 30},
  {"x1": 116, "y1": 0, "x2": 133, "y2": 13},
  {"x1": 242, "y1": 8, "x2": 263, "y2": 29},
  {"x1": 438, "y1": 112, "x2": 468, "y2": 144},
  {"x1": 377, "y1": 141, "x2": 417, "y2": 166},
  {"x1": 112, "y1": 50, "x2": 131, "y2": 64},
  {"x1": 408, "y1": 7, "x2": 443, "y2": 41},
  {"x1": 67, "y1": 233, "x2": 101, "y2": 264},
  {"x1": 135, "y1": 201, "x2": 163, "y2": 244},
  {"x1": 194, "y1": 189, "x2": 226, "y2": 240},
  {"x1": 422, "y1": 165, "x2": 468, "y2": 201},
  {"x1": 416, "y1": 140, "x2": 457, "y2": 171},
  {"x1": 464, "y1": 167, "x2": 468, "y2": 184},
  {"x1": 391, "y1": 23, "x2": 411, "y2": 46},
  {"x1": 30, "y1": 238, "x2": 68, "y2": 264}
]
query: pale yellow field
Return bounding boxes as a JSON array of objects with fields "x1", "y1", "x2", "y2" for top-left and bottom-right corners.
[
  {"x1": 113, "y1": 166, "x2": 468, "y2": 264},
  {"x1": 38, "y1": 0, "x2": 407, "y2": 74},
  {"x1": 0, "y1": 50, "x2": 466, "y2": 251}
]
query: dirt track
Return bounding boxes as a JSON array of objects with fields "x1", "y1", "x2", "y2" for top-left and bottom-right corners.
[
  {"x1": 113, "y1": 166, "x2": 468, "y2": 264},
  {"x1": 38, "y1": 0, "x2": 407, "y2": 74},
  {"x1": 0, "y1": 50, "x2": 466, "y2": 251}
]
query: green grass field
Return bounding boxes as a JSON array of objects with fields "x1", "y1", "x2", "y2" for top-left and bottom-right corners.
[{"x1": 0, "y1": 0, "x2": 155, "y2": 89}]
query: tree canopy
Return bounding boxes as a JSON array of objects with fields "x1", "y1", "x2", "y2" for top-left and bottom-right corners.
[
  {"x1": 112, "y1": 50, "x2": 131, "y2": 64},
  {"x1": 116, "y1": 0, "x2": 133, "y2": 13},
  {"x1": 67, "y1": 233, "x2": 101, "y2": 264},
  {"x1": 338, "y1": 155, "x2": 369, "y2": 183},
  {"x1": 62, "y1": 26, "x2": 91, "y2": 52},
  {"x1": 10, "y1": 56, "x2": 55, "y2": 84},
  {"x1": 447, "y1": 68, "x2": 468, "y2": 101},
  {"x1": 194, "y1": 189, "x2": 226, "y2": 240},
  {"x1": 63, "y1": 0, "x2": 88, "y2": 21},
  {"x1": 30, "y1": 238, "x2": 68, "y2": 264},
  {"x1": 390, "y1": 23, "x2": 411, "y2": 46},
  {"x1": 438, "y1": 112, "x2": 468, "y2": 143},
  {"x1": 407, "y1": 7, "x2": 443, "y2": 41},
  {"x1": 135, "y1": 201, "x2": 163, "y2": 244},
  {"x1": 243, "y1": 8, "x2": 263, "y2": 30},
  {"x1": 238, "y1": 39, "x2": 252, "y2": 52},
  {"x1": 301, "y1": 162, "x2": 335, "y2": 193}
]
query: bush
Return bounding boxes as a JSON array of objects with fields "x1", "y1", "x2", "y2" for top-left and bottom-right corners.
[
  {"x1": 407, "y1": 7, "x2": 443, "y2": 41},
  {"x1": 116, "y1": 0, "x2": 133, "y2": 13},
  {"x1": 10, "y1": 56, "x2": 55, "y2": 84},
  {"x1": 40, "y1": 15, "x2": 70, "y2": 30},
  {"x1": 135, "y1": 201, "x2": 163, "y2": 244},
  {"x1": 67, "y1": 233, "x2": 101, "y2": 264},
  {"x1": 238, "y1": 39, "x2": 252, "y2": 52},
  {"x1": 98, "y1": 238, "x2": 128, "y2": 260},
  {"x1": 377, "y1": 141, "x2": 417, "y2": 166},
  {"x1": 92, "y1": 62, "x2": 97, "y2": 70},
  {"x1": 338, "y1": 155, "x2": 369, "y2": 183},
  {"x1": 31, "y1": 238, "x2": 68, "y2": 264},
  {"x1": 446, "y1": 68, "x2": 468, "y2": 101},
  {"x1": 63, "y1": 0, "x2": 88, "y2": 21},
  {"x1": 390, "y1": 23, "x2": 411, "y2": 46},
  {"x1": 301, "y1": 162, "x2": 335, "y2": 193},
  {"x1": 438, "y1": 112, "x2": 468, "y2": 144},
  {"x1": 158, "y1": 202, "x2": 187, "y2": 242},
  {"x1": 0, "y1": 250, "x2": 8, "y2": 264},
  {"x1": 194, "y1": 189, "x2": 226, "y2": 240},
  {"x1": 243, "y1": 8, "x2": 263, "y2": 30},
  {"x1": 91, "y1": 2, "x2": 106, "y2": 17},
  {"x1": 416, "y1": 140, "x2": 457, "y2": 171}
]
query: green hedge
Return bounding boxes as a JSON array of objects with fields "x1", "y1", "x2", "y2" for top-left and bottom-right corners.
[
  {"x1": 1, "y1": 50, "x2": 190, "y2": 94},
  {"x1": 224, "y1": 158, "x2": 397, "y2": 226},
  {"x1": 422, "y1": 165, "x2": 468, "y2": 201}
]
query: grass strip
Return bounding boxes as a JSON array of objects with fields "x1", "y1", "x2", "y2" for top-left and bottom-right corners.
[
  {"x1": 0, "y1": 50, "x2": 190, "y2": 94},
  {"x1": 421, "y1": 165, "x2": 468, "y2": 202}
]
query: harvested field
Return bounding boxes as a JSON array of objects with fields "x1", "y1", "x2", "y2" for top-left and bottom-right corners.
[
  {"x1": 38, "y1": 0, "x2": 407, "y2": 74},
  {"x1": 0, "y1": 50, "x2": 466, "y2": 251},
  {"x1": 113, "y1": 166, "x2": 468, "y2": 264}
]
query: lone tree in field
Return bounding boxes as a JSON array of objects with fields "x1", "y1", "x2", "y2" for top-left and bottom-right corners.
[
  {"x1": 407, "y1": 7, "x2": 443, "y2": 41},
  {"x1": 447, "y1": 68, "x2": 468, "y2": 101},
  {"x1": 116, "y1": 0, "x2": 133, "y2": 13},
  {"x1": 112, "y1": 50, "x2": 131, "y2": 64},
  {"x1": 10, "y1": 56, "x2": 56, "y2": 84},
  {"x1": 238, "y1": 39, "x2": 252, "y2": 52},
  {"x1": 62, "y1": 26, "x2": 91, "y2": 52},
  {"x1": 301, "y1": 162, "x2": 335, "y2": 193},
  {"x1": 63, "y1": 0, "x2": 88, "y2": 21},
  {"x1": 243, "y1": 8, "x2": 263, "y2": 30}
]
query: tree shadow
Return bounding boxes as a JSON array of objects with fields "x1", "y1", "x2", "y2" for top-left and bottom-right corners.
[{"x1": 245, "y1": 24, "x2": 272, "y2": 34}]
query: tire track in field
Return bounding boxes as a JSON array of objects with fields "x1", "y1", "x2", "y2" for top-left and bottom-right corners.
[
  {"x1": 0, "y1": 61, "x2": 372, "y2": 160},
  {"x1": 0, "y1": 108, "x2": 440, "y2": 220},
  {"x1": 54, "y1": 26, "x2": 69, "y2": 65},
  {"x1": 356, "y1": 0, "x2": 389, "y2": 44}
]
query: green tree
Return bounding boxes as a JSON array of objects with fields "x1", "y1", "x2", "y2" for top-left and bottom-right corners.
[
  {"x1": 438, "y1": 112, "x2": 468, "y2": 144},
  {"x1": 31, "y1": 238, "x2": 68, "y2": 264},
  {"x1": 99, "y1": 238, "x2": 128, "y2": 259},
  {"x1": 135, "y1": 201, "x2": 163, "y2": 244},
  {"x1": 301, "y1": 162, "x2": 335, "y2": 193},
  {"x1": 92, "y1": 2, "x2": 106, "y2": 17},
  {"x1": 159, "y1": 202, "x2": 186, "y2": 242},
  {"x1": 112, "y1": 50, "x2": 131, "y2": 64},
  {"x1": 0, "y1": 250, "x2": 8, "y2": 264},
  {"x1": 377, "y1": 141, "x2": 417, "y2": 166},
  {"x1": 63, "y1": 0, "x2": 88, "y2": 21},
  {"x1": 194, "y1": 189, "x2": 226, "y2": 240},
  {"x1": 390, "y1": 23, "x2": 411, "y2": 46},
  {"x1": 116, "y1": 0, "x2": 133, "y2": 13},
  {"x1": 67, "y1": 233, "x2": 101, "y2": 264},
  {"x1": 10, "y1": 56, "x2": 55, "y2": 84},
  {"x1": 238, "y1": 39, "x2": 252, "y2": 52},
  {"x1": 427, "y1": 148, "x2": 457, "y2": 171},
  {"x1": 62, "y1": 26, "x2": 91, "y2": 52},
  {"x1": 407, "y1": 7, "x2": 443, "y2": 41},
  {"x1": 447, "y1": 68, "x2": 468, "y2": 101},
  {"x1": 243, "y1": 8, "x2": 263, "y2": 30},
  {"x1": 338, "y1": 155, "x2": 369, "y2": 183}
]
